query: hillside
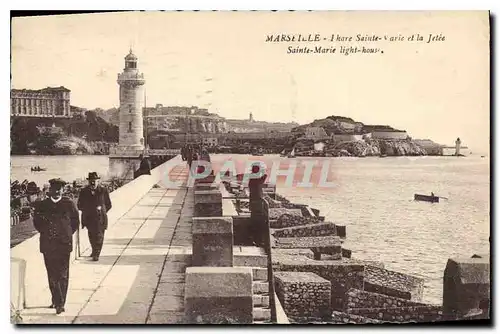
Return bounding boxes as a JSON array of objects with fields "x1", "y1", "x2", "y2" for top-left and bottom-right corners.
[{"x1": 10, "y1": 110, "x2": 118, "y2": 155}]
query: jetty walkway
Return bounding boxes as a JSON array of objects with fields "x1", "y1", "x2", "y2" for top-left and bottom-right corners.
[{"x1": 13, "y1": 157, "x2": 194, "y2": 324}]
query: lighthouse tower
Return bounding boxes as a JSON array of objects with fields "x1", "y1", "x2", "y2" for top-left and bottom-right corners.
[
  {"x1": 109, "y1": 49, "x2": 146, "y2": 180},
  {"x1": 455, "y1": 137, "x2": 462, "y2": 156},
  {"x1": 117, "y1": 49, "x2": 145, "y2": 151}
]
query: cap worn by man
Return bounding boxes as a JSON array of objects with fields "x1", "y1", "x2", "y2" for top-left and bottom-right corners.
[{"x1": 49, "y1": 178, "x2": 66, "y2": 189}]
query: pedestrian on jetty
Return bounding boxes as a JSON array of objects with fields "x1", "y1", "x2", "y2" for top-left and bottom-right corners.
[
  {"x1": 187, "y1": 145, "x2": 193, "y2": 168},
  {"x1": 77, "y1": 172, "x2": 112, "y2": 262},
  {"x1": 33, "y1": 178, "x2": 80, "y2": 315},
  {"x1": 248, "y1": 163, "x2": 268, "y2": 248}
]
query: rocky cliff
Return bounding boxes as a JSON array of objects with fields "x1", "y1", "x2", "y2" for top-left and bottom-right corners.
[{"x1": 293, "y1": 138, "x2": 426, "y2": 157}]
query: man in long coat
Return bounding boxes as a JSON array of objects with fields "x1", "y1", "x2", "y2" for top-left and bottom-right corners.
[
  {"x1": 248, "y1": 164, "x2": 269, "y2": 248},
  {"x1": 33, "y1": 178, "x2": 80, "y2": 314},
  {"x1": 77, "y1": 172, "x2": 112, "y2": 261}
]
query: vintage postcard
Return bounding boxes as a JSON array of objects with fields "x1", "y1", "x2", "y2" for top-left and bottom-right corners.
[{"x1": 10, "y1": 11, "x2": 490, "y2": 325}]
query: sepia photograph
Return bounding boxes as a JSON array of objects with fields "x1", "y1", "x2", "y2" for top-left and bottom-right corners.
[{"x1": 9, "y1": 10, "x2": 490, "y2": 325}]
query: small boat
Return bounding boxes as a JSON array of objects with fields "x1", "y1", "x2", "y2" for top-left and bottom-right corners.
[
  {"x1": 380, "y1": 154, "x2": 387, "y2": 158},
  {"x1": 414, "y1": 194, "x2": 439, "y2": 203},
  {"x1": 279, "y1": 149, "x2": 287, "y2": 157},
  {"x1": 31, "y1": 167, "x2": 46, "y2": 172},
  {"x1": 287, "y1": 148, "x2": 296, "y2": 158}
]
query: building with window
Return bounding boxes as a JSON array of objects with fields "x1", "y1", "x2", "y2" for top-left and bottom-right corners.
[{"x1": 10, "y1": 86, "x2": 71, "y2": 118}]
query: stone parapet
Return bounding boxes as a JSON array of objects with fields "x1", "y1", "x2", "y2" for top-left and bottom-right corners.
[
  {"x1": 275, "y1": 271, "x2": 331, "y2": 319},
  {"x1": 192, "y1": 217, "x2": 233, "y2": 267},
  {"x1": 194, "y1": 190, "x2": 222, "y2": 217},
  {"x1": 184, "y1": 267, "x2": 253, "y2": 324}
]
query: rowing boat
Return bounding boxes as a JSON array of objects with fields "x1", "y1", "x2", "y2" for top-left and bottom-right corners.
[{"x1": 414, "y1": 194, "x2": 439, "y2": 203}]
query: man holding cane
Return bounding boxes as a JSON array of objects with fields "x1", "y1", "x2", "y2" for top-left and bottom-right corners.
[{"x1": 77, "y1": 172, "x2": 112, "y2": 261}]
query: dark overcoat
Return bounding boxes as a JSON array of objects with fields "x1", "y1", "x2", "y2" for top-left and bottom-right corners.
[
  {"x1": 77, "y1": 186, "x2": 112, "y2": 232},
  {"x1": 33, "y1": 197, "x2": 80, "y2": 254}
]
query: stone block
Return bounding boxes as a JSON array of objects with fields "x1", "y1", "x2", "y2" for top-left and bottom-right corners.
[
  {"x1": 443, "y1": 257, "x2": 490, "y2": 319},
  {"x1": 275, "y1": 271, "x2": 331, "y2": 319},
  {"x1": 347, "y1": 305, "x2": 443, "y2": 323},
  {"x1": 184, "y1": 267, "x2": 253, "y2": 324},
  {"x1": 269, "y1": 208, "x2": 302, "y2": 220},
  {"x1": 329, "y1": 311, "x2": 383, "y2": 324},
  {"x1": 272, "y1": 213, "x2": 324, "y2": 229},
  {"x1": 275, "y1": 259, "x2": 365, "y2": 310},
  {"x1": 194, "y1": 190, "x2": 222, "y2": 217},
  {"x1": 345, "y1": 288, "x2": 428, "y2": 310},
  {"x1": 275, "y1": 236, "x2": 342, "y2": 260},
  {"x1": 272, "y1": 222, "x2": 337, "y2": 239},
  {"x1": 192, "y1": 217, "x2": 233, "y2": 267},
  {"x1": 364, "y1": 266, "x2": 424, "y2": 302},
  {"x1": 342, "y1": 248, "x2": 352, "y2": 258},
  {"x1": 336, "y1": 225, "x2": 346, "y2": 239}
]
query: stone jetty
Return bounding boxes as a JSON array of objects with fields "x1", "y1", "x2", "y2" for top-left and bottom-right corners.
[{"x1": 10, "y1": 153, "x2": 490, "y2": 325}]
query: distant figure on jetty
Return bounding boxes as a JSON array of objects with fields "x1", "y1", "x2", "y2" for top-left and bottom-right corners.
[
  {"x1": 249, "y1": 163, "x2": 268, "y2": 248},
  {"x1": 77, "y1": 172, "x2": 112, "y2": 262},
  {"x1": 181, "y1": 146, "x2": 187, "y2": 161},
  {"x1": 33, "y1": 178, "x2": 80, "y2": 315},
  {"x1": 186, "y1": 145, "x2": 193, "y2": 167},
  {"x1": 134, "y1": 154, "x2": 152, "y2": 178}
]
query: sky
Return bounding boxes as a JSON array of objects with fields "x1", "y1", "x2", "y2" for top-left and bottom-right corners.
[{"x1": 11, "y1": 11, "x2": 490, "y2": 152}]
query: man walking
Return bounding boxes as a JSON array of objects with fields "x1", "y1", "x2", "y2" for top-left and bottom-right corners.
[
  {"x1": 33, "y1": 178, "x2": 80, "y2": 314},
  {"x1": 77, "y1": 172, "x2": 112, "y2": 261}
]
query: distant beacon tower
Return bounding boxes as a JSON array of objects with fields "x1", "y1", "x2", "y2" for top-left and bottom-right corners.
[
  {"x1": 249, "y1": 112, "x2": 254, "y2": 122},
  {"x1": 455, "y1": 137, "x2": 461, "y2": 156},
  {"x1": 117, "y1": 49, "x2": 145, "y2": 151}
]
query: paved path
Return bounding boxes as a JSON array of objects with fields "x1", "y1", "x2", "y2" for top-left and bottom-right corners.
[{"x1": 20, "y1": 164, "x2": 193, "y2": 324}]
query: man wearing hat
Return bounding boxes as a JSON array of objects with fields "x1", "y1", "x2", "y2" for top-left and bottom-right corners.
[
  {"x1": 33, "y1": 178, "x2": 80, "y2": 314},
  {"x1": 77, "y1": 172, "x2": 112, "y2": 261}
]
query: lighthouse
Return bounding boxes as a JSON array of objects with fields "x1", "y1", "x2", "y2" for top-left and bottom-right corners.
[
  {"x1": 109, "y1": 49, "x2": 146, "y2": 180},
  {"x1": 455, "y1": 137, "x2": 461, "y2": 156},
  {"x1": 117, "y1": 49, "x2": 146, "y2": 150}
]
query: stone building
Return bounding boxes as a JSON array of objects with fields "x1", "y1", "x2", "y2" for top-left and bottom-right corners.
[{"x1": 10, "y1": 86, "x2": 71, "y2": 118}]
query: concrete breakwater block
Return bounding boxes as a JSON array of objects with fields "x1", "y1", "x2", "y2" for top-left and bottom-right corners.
[
  {"x1": 342, "y1": 248, "x2": 352, "y2": 258},
  {"x1": 192, "y1": 217, "x2": 233, "y2": 267},
  {"x1": 184, "y1": 267, "x2": 253, "y2": 324},
  {"x1": 274, "y1": 236, "x2": 342, "y2": 260},
  {"x1": 347, "y1": 305, "x2": 443, "y2": 323},
  {"x1": 443, "y1": 256, "x2": 490, "y2": 319},
  {"x1": 272, "y1": 213, "x2": 324, "y2": 229},
  {"x1": 364, "y1": 266, "x2": 424, "y2": 301},
  {"x1": 272, "y1": 222, "x2": 337, "y2": 239},
  {"x1": 345, "y1": 288, "x2": 428, "y2": 310},
  {"x1": 194, "y1": 190, "x2": 222, "y2": 217},
  {"x1": 329, "y1": 310, "x2": 383, "y2": 324},
  {"x1": 269, "y1": 208, "x2": 303, "y2": 220},
  {"x1": 274, "y1": 259, "x2": 365, "y2": 311},
  {"x1": 275, "y1": 271, "x2": 331, "y2": 319}
]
